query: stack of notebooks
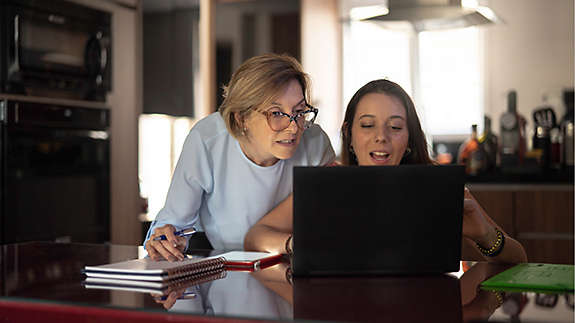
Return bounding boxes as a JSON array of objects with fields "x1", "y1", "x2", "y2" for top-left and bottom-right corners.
[{"x1": 83, "y1": 251, "x2": 283, "y2": 295}]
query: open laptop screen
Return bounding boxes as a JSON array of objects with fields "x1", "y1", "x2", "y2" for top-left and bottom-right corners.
[{"x1": 292, "y1": 165, "x2": 465, "y2": 276}]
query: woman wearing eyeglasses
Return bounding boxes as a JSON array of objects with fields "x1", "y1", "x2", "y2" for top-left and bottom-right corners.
[{"x1": 144, "y1": 54, "x2": 335, "y2": 261}]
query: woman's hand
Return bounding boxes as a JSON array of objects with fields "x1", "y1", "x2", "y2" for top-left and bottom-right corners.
[
  {"x1": 462, "y1": 194, "x2": 498, "y2": 249},
  {"x1": 152, "y1": 288, "x2": 187, "y2": 310},
  {"x1": 461, "y1": 189, "x2": 528, "y2": 263},
  {"x1": 145, "y1": 224, "x2": 187, "y2": 261}
]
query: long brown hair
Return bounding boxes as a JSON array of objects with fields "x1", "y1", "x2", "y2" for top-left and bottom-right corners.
[{"x1": 340, "y1": 79, "x2": 433, "y2": 165}]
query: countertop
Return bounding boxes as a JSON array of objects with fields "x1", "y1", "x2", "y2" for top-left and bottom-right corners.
[{"x1": 0, "y1": 242, "x2": 573, "y2": 323}]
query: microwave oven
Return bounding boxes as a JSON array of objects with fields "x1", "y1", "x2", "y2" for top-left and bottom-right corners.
[{"x1": 0, "y1": 0, "x2": 111, "y2": 101}]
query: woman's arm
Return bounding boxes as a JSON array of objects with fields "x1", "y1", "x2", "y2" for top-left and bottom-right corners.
[
  {"x1": 461, "y1": 188, "x2": 527, "y2": 263},
  {"x1": 145, "y1": 130, "x2": 209, "y2": 260},
  {"x1": 250, "y1": 263, "x2": 293, "y2": 304},
  {"x1": 244, "y1": 194, "x2": 294, "y2": 254}
]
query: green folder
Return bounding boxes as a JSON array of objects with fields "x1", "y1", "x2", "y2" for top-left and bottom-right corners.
[{"x1": 480, "y1": 263, "x2": 574, "y2": 294}]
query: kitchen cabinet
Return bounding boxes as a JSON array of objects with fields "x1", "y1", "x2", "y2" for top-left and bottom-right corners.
[
  {"x1": 71, "y1": 0, "x2": 143, "y2": 245},
  {"x1": 469, "y1": 184, "x2": 574, "y2": 264}
]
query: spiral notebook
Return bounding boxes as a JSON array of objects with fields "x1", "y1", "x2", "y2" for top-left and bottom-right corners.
[
  {"x1": 83, "y1": 251, "x2": 282, "y2": 283},
  {"x1": 83, "y1": 269, "x2": 227, "y2": 295},
  {"x1": 83, "y1": 255, "x2": 226, "y2": 282}
]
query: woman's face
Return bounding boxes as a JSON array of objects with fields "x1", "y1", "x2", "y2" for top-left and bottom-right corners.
[
  {"x1": 351, "y1": 92, "x2": 409, "y2": 166},
  {"x1": 240, "y1": 79, "x2": 307, "y2": 166}
]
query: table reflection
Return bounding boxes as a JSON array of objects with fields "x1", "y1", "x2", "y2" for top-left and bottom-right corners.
[
  {"x1": 159, "y1": 261, "x2": 505, "y2": 323},
  {"x1": 1, "y1": 242, "x2": 573, "y2": 322},
  {"x1": 159, "y1": 270, "x2": 292, "y2": 320}
]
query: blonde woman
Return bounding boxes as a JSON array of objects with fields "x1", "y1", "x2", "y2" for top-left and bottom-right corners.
[{"x1": 145, "y1": 54, "x2": 335, "y2": 261}]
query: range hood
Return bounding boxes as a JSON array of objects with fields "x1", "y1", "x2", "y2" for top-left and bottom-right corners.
[{"x1": 364, "y1": 0, "x2": 502, "y2": 32}]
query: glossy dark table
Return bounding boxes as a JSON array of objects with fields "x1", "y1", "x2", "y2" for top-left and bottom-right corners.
[{"x1": 0, "y1": 242, "x2": 573, "y2": 322}]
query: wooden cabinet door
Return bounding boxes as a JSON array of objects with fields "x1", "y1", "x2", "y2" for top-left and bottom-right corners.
[
  {"x1": 470, "y1": 190, "x2": 515, "y2": 237},
  {"x1": 515, "y1": 190, "x2": 574, "y2": 264}
]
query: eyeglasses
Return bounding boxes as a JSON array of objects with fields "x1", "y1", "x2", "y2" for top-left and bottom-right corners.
[{"x1": 261, "y1": 104, "x2": 318, "y2": 131}]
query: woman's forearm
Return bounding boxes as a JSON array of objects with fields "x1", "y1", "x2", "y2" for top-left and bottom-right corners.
[
  {"x1": 244, "y1": 224, "x2": 291, "y2": 254},
  {"x1": 462, "y1": 235, "x2": 527, "y2": 263},
  {"x1": 483, "y1": 234, "x2": 527, "y2": 263},
  {"x1": 244, "y1": 194, "x2": 294, "y2": 253}
]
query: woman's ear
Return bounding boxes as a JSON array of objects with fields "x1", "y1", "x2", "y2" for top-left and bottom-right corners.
[
  {"x1": 234, "y1": 111, "x2": 249, "y2": 136},
  {"x1": 234, "y1": 111, "x2": 243, "y2": 127}
]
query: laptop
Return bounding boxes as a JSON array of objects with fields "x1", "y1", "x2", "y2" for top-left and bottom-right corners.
[{"x1": 292, "y1": 165, "x2": 465, "y2": 276}]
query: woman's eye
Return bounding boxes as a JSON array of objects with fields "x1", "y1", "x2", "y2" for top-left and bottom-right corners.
[
  {"x1": 270, "y1": 111, "x2": 284, "y2": 117},
  {"x1": 389, "y1": 122, "x2": 404, "y2": 130},
  {"x1": 360, "y1": 124, "x2": 374, "y2": 128}
]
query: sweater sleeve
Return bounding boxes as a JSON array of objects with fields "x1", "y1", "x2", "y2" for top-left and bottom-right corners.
[{"x1": 144, "y1": 128, "x2": 213, "y2": 246}]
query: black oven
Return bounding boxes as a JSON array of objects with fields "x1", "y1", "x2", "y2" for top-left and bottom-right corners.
[
  {"x1": 0, "y1": 99, "x2": 110, "y2": 244},
  {"x1": 0, "y1": 0, "x2": 111, "y2": 101}
]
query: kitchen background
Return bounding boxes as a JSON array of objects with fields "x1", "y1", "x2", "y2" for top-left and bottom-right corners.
[{"x1": 0, "y1": 0, "x2": 573, "y2": 263}]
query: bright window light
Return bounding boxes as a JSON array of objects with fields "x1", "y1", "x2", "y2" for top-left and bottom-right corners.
[
  {"x1": 343, "y1": 20, "x2": 412, "y2": 113},
  {"x1": 419, "y1": 27, "x2": 483, "y2": 136},
  {"x1": 462, "y1": 0, "x2": 479, "y2": 9},
  {"x1": 139, "y1": 114, "x2": 195, "y2": 221},
  {"x1": 350, "y1": 5, "x2": 389, "y2": 21}
]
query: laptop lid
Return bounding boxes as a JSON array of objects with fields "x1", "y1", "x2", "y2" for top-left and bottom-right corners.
[{"x1": 292, "y1": 165, "x2": 465, "y2": 276}]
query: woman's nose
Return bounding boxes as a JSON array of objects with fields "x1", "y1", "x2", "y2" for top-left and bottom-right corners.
[
  {"x1": 375, "y1": 128, "x2": 388, "y2": 143},
  {"x1": 285, "y1": 117, "x2": 299, "y2": 132}
]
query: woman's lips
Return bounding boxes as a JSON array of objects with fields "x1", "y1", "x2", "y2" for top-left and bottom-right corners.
[
  {"x1": 370, "y1": 151, "x2": 391, "y2": 164},
  {"x1": 276, "y1": 139, "x2": 296, "y2": 146}
]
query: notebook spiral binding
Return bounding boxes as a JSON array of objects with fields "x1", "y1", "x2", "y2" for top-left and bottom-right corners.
[
  {"x1": 164, "y1": 267, "x2": 228, "y2": 292},
  {"x1": 165, "y1": 256, "x2": 226, "y2": 280}
]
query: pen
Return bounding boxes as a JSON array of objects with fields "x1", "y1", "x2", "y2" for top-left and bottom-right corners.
[{"x1": 153, "y1": 227, "x2": 196, "y2": 241}]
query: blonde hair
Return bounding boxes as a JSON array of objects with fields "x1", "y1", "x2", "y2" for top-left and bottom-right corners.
[{"x1": 219, "y1": 53, "x2": 311, "y2": 138}]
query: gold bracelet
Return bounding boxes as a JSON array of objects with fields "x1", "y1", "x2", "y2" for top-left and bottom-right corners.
[
  {"x1": 492, "y1": 290, "x2": 505, "y2": 307},
  {"x1": 285, "y1": 234, "x2": 293, "y2": 256},
  {"x1": 476, "y1": 228, "x2": 505, "y2": 257},
  {"x1": 285, "y1": 266, "x2": 293, "y2": 285}
]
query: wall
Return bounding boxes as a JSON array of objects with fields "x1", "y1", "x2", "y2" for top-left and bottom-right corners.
[
  {"x1": 484, "y1": 0, "x2": 574, "y2": 136},
  {"x1": 215, "y1": 0, "x2": 299, "y2": 73},
  {"x1": 143, "y1": 9, "x2": 197, "y2": 117},
  {"x1": 301, "y1": 0, "x2": 342, "y2": 152}
]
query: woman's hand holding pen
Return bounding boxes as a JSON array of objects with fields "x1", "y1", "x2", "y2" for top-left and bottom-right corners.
[{"x1": 146, "y1": 224, "x2": 187, "y2": 262}]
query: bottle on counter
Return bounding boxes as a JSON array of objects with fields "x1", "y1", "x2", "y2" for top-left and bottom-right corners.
[
  {"x1": 560, "y1": 89, "x2": 574, "y2": 167},
  {"x1": 458, "y1": 124, "x2": 483, "y2": 175},
  {"x1": 478, "y1": 115, "x2": 498, "y2": 172},
  {"x1": 499, "y1": 90, "x2": 526, "y2": 168},
  {"x1": 550, "y1": 127, "x2": 562, "y2": 169},
  {"x1": 531, "y1": 96, "x2": 556, "y2": 169}
]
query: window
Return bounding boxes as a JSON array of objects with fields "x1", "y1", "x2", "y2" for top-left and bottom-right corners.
[
  {"x1": 343, "y1": 20, "x2": 412, "y2": 113},
  {"x1": 138, "y1": 114, "x2": 195, "y2": 221},
  {"x1": 419, "y1": 27, "x2": 483, "y2": 136},
  {"x1": 343, "y1": 20, "x2": 483, "y2": 141}
]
